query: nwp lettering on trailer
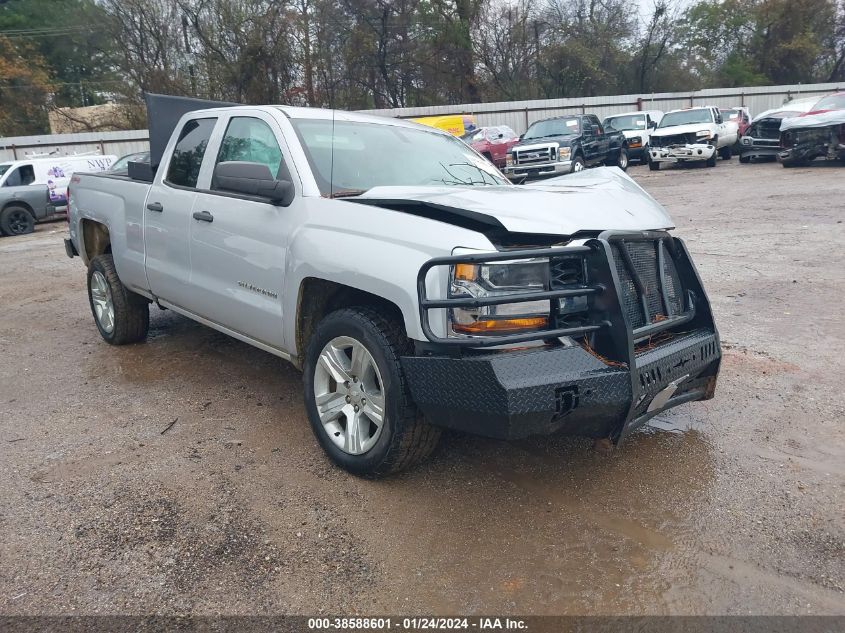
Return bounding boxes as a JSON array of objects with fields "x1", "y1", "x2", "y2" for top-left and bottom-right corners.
[{"x1": 86, "y1": 157, "x2": 113, "y2": 170}]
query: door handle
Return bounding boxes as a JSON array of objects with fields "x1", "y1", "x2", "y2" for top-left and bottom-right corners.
[
  {"x1": 192, "y1": 210, "x2": 214, "y2": 223},
  {"x1": 146, "y1": 202, "x2": 163, "y2": 212}
]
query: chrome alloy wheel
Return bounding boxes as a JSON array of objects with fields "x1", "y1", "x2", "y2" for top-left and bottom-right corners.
[
  {"x1": 619, "y1": 150, "x2": 629, "y2": 169},
  {"x1": 313, "y1": 336, "x2": 386, "y2": 455},
  {"x1": 573, "y1": 160, "x2": 585, "y2": 172},
  {"x1": 90, "y1": 270, "x2": 115, "y2": 334}
]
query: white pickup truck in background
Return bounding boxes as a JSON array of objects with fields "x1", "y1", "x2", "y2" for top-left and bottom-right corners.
[
  {"x1": 66, "y1": 94, "x2": 721, "y2": 476},
  {"x1": 648, "y1": 106, "x2": 738, "y2": 169}
]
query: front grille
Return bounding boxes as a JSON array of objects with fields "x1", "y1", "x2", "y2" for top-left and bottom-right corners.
[
  {"x1": 610, "y1": 240, "x2": 684, "y2": 329},
  {"x1": 550, "y1": 255, "x2": 585, "y2": 287},
  {"x1": 651, "y1": 133, "x2": 698, "y2": 148},
  {"x1": 549, "y1": 255, "x2": 590, "y2": 329},
  {"x1": 515, "y1": 146, "x2": 554, "y2": 165}
]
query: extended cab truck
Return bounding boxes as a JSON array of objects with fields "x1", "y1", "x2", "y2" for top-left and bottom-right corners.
[
  {"x1": 0, "y1": 155, "x2": 116, "y2": 236},
  {"x1": 503, "y1": 114, "x2": 628, "y2": 180},
  {"x1": 648, "y1": 106, "x2": 737, "y2": 170},
  {"x1": 67, "y1": 95, "x2": 721, "y2": 477}
]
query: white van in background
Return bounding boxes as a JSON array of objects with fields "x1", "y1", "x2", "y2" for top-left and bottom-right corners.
[
  {"x1": 0, "y1": 154, "x2": 116, "y2": 236},
  {"x1": 601, "y1": 110, "x2": 664, "y2": 163}
]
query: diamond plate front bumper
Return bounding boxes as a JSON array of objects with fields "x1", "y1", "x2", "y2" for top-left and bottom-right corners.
[
  {"x1": 404, "y1": 231, "x2": 721, "y2": 442},
  {"x1": 402, "y1": 328, "x2": 719, "y2": 441}
]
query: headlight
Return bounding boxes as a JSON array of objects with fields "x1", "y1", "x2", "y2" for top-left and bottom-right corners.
[
  {"x1": 629, "y1": 136, "x2": 642, "y2": 145},
  {"x1": 558, "y1": 147, "x2": 571, "y2": 161},
  {"x1": 696, "y1": 130, "x2": 712, "y2": 139},
  {"x1": 449, "y1": 259, "x2": 549, "y2": 336},
  {"x1": 741, "y1": 136, "x2": 752, "y2": 145},
  {"x1": 506, "y1": 153, "x2": 513, "y2": 167}
]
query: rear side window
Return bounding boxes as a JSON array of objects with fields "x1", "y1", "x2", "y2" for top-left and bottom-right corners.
[
  {"x1": 166, "y1": 118, "x2": 216, "y2": 188},
  {"x1": 215, "y1": 117, "x2": 284, "y2": 178},
  {"x1": 3, "y1": 165, "x2": 35, "y2": 187}
]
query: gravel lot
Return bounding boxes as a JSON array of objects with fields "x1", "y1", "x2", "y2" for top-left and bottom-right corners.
[{"x1": 0, "y1": 159, "x2": 843, "y2": 616}]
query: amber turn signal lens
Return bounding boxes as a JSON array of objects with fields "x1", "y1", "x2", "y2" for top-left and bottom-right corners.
[
  {"x1": 454, "y1": 264, "x2": 478, "y2": 281},
  {"x1": 452, "y1": 316, "x2": 549, "y2": 335}
]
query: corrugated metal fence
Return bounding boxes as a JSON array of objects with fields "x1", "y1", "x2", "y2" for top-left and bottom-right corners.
[
  {"x1": 363, "y1": 81, "x2": 843, "y2": 134},
  {"x1": 0, "y1": 129, "x2": 149, "y2": 163},
  {"x1": 1, "y1": 81, "x2": 840, "y2": 160}
]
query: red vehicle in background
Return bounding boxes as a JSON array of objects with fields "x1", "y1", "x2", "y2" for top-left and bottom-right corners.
[
  {"x1": 720, "y1": 107, "x2": 752, "y2": 137},
  {"x1": 461, "y1": 125, "x2": 520, "y2": 169}
]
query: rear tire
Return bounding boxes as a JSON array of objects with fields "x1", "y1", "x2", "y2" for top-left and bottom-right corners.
[
  {"x1": 719, "y1": 145, "x2": 732, "y2": 160},
  {"x1": 0, "y1": 205, "x2": 35, "y2": 236},
  {"x1": 87, "y1": 254, "x2": 149, "y2": 345},
  {"x1": 303, "y1": 307, "x2": 441, "y2": 477},
  {"x1": 607, "y1": 147, "x2": 629, "y2": 171}
]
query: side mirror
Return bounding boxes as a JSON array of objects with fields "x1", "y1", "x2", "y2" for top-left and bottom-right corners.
[
  {"x1": 213, "y1": 161, "x2": 294, "y2": 206},
  {"x1": 519, "y1": 133, "x2": 524, "y2": 140},
  {"x1": 649, "y1": 121, "x2": 657, "y2": 129},
  {"x1": 591, "y1": 125, "x2": 601, "y2": 135}
]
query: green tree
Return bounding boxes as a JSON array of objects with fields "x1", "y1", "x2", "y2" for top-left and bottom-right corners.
[
  {"x1": 0, "y1": 0, "x2": 117, "y2": 107},
  {"x1": 0, "y1": 34, "x2": 52, "y2": 135}
]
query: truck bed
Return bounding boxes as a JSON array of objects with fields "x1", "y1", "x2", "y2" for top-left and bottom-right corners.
[{"x1": 69, "y1": 172, "x2": 152, "y2": 297}]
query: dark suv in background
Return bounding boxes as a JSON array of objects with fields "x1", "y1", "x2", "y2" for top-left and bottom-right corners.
[{"x1": 504, "y1": 114, "x2": 628, "y2": 180}]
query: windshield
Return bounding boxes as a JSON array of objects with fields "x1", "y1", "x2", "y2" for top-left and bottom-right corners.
[
  {"x1": 523, "y1": 118, "x2": 580, "y2": 139},
  {"x1": 0, "y1": 164, "x2": 11, "y2": 178},
  {"x1": 603, "y1": 114, "x2": 646, "y2": 131},
  {"x1": 659, "y1": 110, "x2": 713, "y2": 128},
  {"x1": 291, "y1": 119, "x2": 508, "y2": 195},
  {"x1": 813, "y1": 93, "x2": 845, "y2": 111}
]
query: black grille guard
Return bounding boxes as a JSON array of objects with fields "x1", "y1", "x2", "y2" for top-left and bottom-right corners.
[{"x1": 416, "y1": 230, "x2": 717, "y2": 360}]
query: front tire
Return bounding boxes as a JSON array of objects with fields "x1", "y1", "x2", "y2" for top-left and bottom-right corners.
[
  {"x1": 0, "y1": 205, "x2": 35, "y2": 236},
  {"x1": 649, "y1": 159, "x2": 660, "y2": 171},
  {"x1": 739, "y1": 154, "x2": 751, "y2": 164},
  {"x1": 706, "y1": 151, "x2": 718, "y2": 167},
  {"x1": 303, "y1": 307, "x2": 441, "y2": 477},
  {"x1": 87, "y1": 254, "x2": 149, "y2": 345}
]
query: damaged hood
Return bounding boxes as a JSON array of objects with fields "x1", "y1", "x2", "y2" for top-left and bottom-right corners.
[
  {"x1": 651, "y1": 123, "x2": 713, "y2": 137},
  {"x1": 356, "y1": 167, "x2": 673, "y2": 236},
  {"x1": 780, "y1": 109, "x2": 845, "y2": 131}
]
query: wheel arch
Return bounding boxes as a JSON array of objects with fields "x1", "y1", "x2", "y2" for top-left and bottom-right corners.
[
  {"x1": 79, "y1": 218, "x2": 112, "y2": 266},
  {"x1": 294, "y1": 277, "x2": 406, "y2": 370},
  {"x1": 2, "y1": 200, "x2": 35, "y2": 217}
]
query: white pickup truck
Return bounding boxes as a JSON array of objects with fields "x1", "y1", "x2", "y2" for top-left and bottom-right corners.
[
  {"x1": 648, "y1": 106, "x2": 738, "y2": 169},
  {"x1": 66, "y1": 94, "x2": 721, "y2": 476}
]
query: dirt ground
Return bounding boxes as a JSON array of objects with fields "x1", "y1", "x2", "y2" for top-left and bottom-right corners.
[{"x1": 0, "y1": 158, "x2": 843, "y2": 616}]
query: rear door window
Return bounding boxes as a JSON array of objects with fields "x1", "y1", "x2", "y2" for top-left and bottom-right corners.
[{"x1": 166, "y1": 118, "x2": 216, "y2": 188}]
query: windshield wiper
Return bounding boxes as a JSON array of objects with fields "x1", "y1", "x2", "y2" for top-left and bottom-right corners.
[{"x1": 439, "y1": 162, "x2": 500, "y2": 186}]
